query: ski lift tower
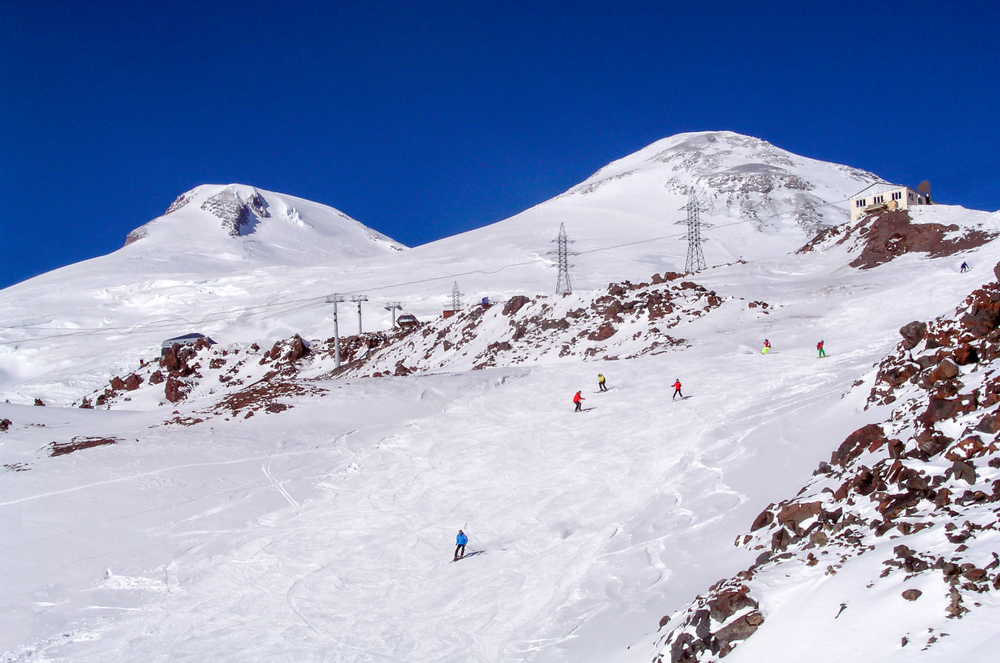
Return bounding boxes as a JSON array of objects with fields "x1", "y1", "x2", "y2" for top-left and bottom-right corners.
[
  {"x1": 676, "y1": 191, "x2": 711, "y2": 273},
  {"x1": 327, "y1": 294, "x2": 347, "y2": 368},
  {"x1": 351, "y1": 295, "x2": 368, "y2": 334},
  {"x1": 450, "y1": 282, "x2": 463, "y2": 312},
  {"x1": 384, "y1": 301, "x2": 402, "y2": 328}
]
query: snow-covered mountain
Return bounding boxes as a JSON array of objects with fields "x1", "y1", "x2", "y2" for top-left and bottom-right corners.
[
  {"x1": 3, "y1": 131, "x2": 1000, "y2": 662},
  {"x1": 0, "y1": 132, "x2": 880, "y2": 406}
]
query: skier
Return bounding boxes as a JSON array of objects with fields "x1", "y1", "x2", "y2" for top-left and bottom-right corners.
[
  {"x1": 961, "y1": 261, "x2": 970, "y2": 273},
  {"x1": 672, "y1": 379, "x2": 683, "y2": 400},
  {"x1": 573, "y1": 391, "x2": 585, "y2": 412},
  {"x1": 598, "y1": 373, "x2": 608, "y2": 392},
  {"x1": 762, "y1": 339, "x2": 771, "y2": 355},
  {"x1": 454, "y1": 530, "x2": 468, "y2": 561},
  {"x1": 817, "y1": 340, "x2": 826, "y2": 358}
]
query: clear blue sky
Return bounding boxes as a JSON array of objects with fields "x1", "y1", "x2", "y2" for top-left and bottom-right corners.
[{"x1": 2, "y1": 0, "x2": 998, "y2": 288}]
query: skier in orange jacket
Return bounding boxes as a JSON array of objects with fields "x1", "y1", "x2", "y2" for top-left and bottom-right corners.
[
  {"x1": 672, "y1": 379, "x2": 683, "y2": 400},
  {"x1": 573, "y1": 391, "x2": 585, "y2": 412}
]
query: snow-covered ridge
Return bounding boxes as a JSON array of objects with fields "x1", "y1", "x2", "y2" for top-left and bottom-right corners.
[{"x1": 568, "y1": 131, "x2": 882, "y2": 233}]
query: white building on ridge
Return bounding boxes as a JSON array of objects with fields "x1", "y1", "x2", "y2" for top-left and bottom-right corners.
[{"x1": 849, "y1": 182, "x2": 930, "y2": 222}]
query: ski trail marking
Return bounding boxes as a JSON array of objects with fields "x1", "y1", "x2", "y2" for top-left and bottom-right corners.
[{"x1": 262, "y1": 458, "x2": 299, "y2": 509}]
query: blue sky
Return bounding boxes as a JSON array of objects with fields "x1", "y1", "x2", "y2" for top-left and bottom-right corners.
[{"x1": 2, "y1": 0, "x2": 998, "y2": 288}]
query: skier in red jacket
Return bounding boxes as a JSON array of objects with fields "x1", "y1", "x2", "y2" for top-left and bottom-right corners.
[
  {"x1": 573, "y1": 391, "x2": 585, "y2": 412},
  {"x1": 672, "y1": 379, "x2": 683, "y2": 400}
]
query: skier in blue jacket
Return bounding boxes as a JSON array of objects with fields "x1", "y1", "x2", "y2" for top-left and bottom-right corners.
[{"x1": 454, "y1": 530, "x2": 468, "y2": 560}]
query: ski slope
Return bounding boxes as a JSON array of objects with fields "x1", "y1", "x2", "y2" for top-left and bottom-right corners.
[{"x1": 3, "y1": 132, "x2": 1000, "y2": 661}]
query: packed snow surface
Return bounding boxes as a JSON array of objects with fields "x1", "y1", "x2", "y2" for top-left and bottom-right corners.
[{"x1": 2, "y1": 131, "x2": 999, "y2": 661}]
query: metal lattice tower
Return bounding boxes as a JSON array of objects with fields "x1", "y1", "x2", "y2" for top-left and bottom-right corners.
[
  {"x1": 384, "y1": 301, "x2": 402, "y2": 328},
  {"x1": 450, "y1": 282, "x2": 463, "y2": 311},
  {"x1": 676, "y1": 192, "x2": 711, "y2": 273},
  {"x1": 549, "y1": 223, "x2": 576, "y2": 295},
  {"x1": 351, "y1": 295, "x2": 368, "y2": 334}
]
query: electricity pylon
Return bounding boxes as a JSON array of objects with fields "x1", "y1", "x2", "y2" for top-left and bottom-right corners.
[
  {"x1": 676, "y1": 191, "x2": 711, "y2": 273},
  {"x1": 549, "y1": 223, "x2": 576, "y2": 295}
]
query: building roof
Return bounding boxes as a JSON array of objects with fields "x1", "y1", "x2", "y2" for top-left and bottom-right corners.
[
  {"x1": 850, "y1": 182, "x2": 921, "y2": 200},
  {"x1": 161, "y1": 333, "x2": 216, "y2": 348}
]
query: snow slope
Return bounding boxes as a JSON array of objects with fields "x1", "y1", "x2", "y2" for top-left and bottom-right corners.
[{"x1": 3, "y1": 132, "x2": 1000, "y2": 662}]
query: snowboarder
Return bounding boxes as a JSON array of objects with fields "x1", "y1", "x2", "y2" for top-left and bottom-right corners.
[
  {"x1": 598, "y1": 373, "x2": 608, "y2": 392},
  {"x1": 961, "y1": 261, "x2": 970, "y2": 273},
  {"x1": 762, "y1": 339, "x2": 771, "y2": 355},
  {"x1": 817, "y1": 340, "x2": 826, "y2": 358},
  {"x1": 672, "y1": 379, "x2": 683, "y2": 400},
  {"x1": 454, "y1": 530, "x2": 468, "y2": 560},
  {"x1": 573, "y1": 391, "x2": 585, "y2": 411}
]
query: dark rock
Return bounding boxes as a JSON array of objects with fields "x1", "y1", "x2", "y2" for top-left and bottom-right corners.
[
  {"x1": 588, "y1": 322, "x2": 617, "y2": 342},
  {"x1": 771, "y1": 527, "x2": 792, "y2": 551},
  {"x1": 164, "y1": 376, "x2": 189, "y2": 403},
  {"x1": 976, "y1": 412, "x2": 1000, "y2": 434},
  {"x1": 831, "y1": 424, "x2": 886, "y2": 467},
  {"x1": 149, "y1": 370, "x2": 165, "y2": 385},
  {"x1": 714, "y1": 611, "x2": 763, "y2": 648},
  {"x1": 502, "y1": 296, "x2": 530, "y2": 316},
  {"x1": 124, "y1": 373, "x2": 143, "y2": 391},
  {"x1": 899, "y1": 321, "x2": 927, "y2": 350},
  {"x1": 777, "y1": 501, "x2": 822, "y2": 530},
  {"x1": 707, "y1": 586, "x2": 757, "y2": 623},
  {"x1": 954, "y1": 344, "x2": 979, "y2": 365},
  {"x1": 750, "y1": 509, "x2": 774, "y2": 531},
  {"x1": 0, "y1": 418, "x2": 10, "y2": 431},
  {"x1": 901, "y1": 589, "x2": 922, "y2": 601},
  {"x1": 110, "y1": 376, "x2": 126, "y2": 391},
  {"x1": 948, "y1": 459, "x2": 977, "y2": 485},
  {"x1": 33, "y1": 398, "x2": 45, "y2": 407}
]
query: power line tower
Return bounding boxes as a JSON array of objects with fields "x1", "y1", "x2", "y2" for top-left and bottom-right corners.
[
  {"x1": 327, "y1": 294, "x2": 347, "y2": 368},
  {"x1": 384, "y1": 301, "x2": 402, "y2": 328},
  {"x1": 351, "y1": 295, "x2": 368, "y2": 334},
  {"x1": 450, "y1": 282, "x2": 463, "y2": 311},
  {"x1": 549, "y1": 223, "x2": 576, "y2": 295},
  {"x1": 676, "y1": 191, "x2": 711, "y2": 273}
]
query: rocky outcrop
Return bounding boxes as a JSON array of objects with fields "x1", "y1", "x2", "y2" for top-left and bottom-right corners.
[
  {"x1": 200, "y1": 186, "x2": 270, "y2": 237},
  {"x1": 654, "y1": 272, "x2": 1000, "y2": 661}
]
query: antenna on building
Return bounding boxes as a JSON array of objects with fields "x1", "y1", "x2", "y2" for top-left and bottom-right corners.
[
  {"x1": 918, "y1": 181, "x2": 931, "y2": 203},
  {"x1": 549, "y1": 223, "x2": 576, "y2": 295},
  {"x1": 450, "y1": 282, "x2": 463, "y2": 311},
  {"x1": 676, "y1": 191, "x2": 711, "y2": 273},
  {"x1": 351, "y1": 295, "x2": 368, "y2": 334},
  {"x1": 327, "y1": 294, "x2": 347, "y2": 368},
  {"x1": 384, "y1": 301, "x2": 402, "y2": 328}
]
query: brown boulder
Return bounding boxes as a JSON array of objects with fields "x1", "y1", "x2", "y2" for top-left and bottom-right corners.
[
  {"x1": 930, "y1": 358, "x2": 960, "y2": 382},
  {"x1": 588, "y1": 322, "x2": 617, "y2": 342},
  {"x1": 149, "y1": 370, "x2": 165, "y2": 385},
  {"x1": 124, "y1": 373, "x2": 143, "y2": 391},
  {"x1": 164, "y1": 376, "x2": 189, "y2": 403},
  {"x1": 707, "y1": 586, "x2": 758, "y2": 622},
  {"x1": 502, "y1": 296, "x2": 530, "y2": 316},
  {"x1": 899, "y1": 321, "x2": 927, "y2": 350},
  {"x1": 750, "y1": 509, "x2": 774, "y2": 531},
  {"x1": 110, "y1": 376, "x2": 126, "y2": 391},
  {"x1": 777, "y1": 501, "x2": 822, "y2": 530},
  {"x1": 901, "y1": 589, "x2": 922, "y2": 601},
  {"x1": 831, "y1": 424, "x2": 886, "y2": 467},
  {"x1": 0, "y1": 418, "x2": 10, "y2": 431},
  {"x1": 954, "y1": 344, "x2": 979, "y2": 365}
]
